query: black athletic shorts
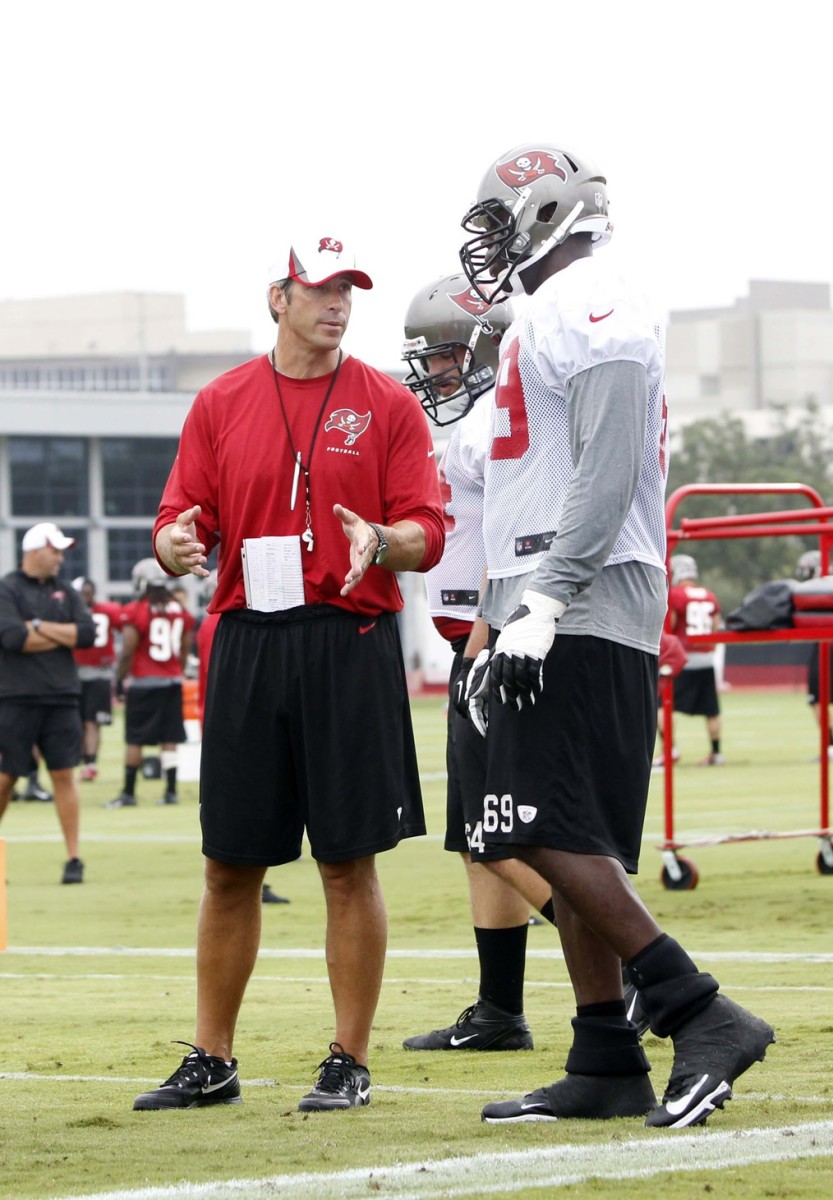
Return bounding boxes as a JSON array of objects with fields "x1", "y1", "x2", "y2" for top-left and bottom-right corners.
[
  {"x1": 481, "y1": 634, "x2": 657, "y2": 874},
  {"x1": 124, "y1": 684, "x2": 186, "y2": 746},
  {"x1": 0, "y1": 701, "x2": 82, "y2": 776},
  {"x1": 672, "y1": 666, "x2": 719, "y2": 718},
  {"x1": 80, "y1": 678, "x2": 113, "y2": 725},
  {"x1": 444, "y1": 648, "x2": 512, "y2": 862},
  {"x1": 200, "y1": 606, "x2": 427, "y2": 866}
]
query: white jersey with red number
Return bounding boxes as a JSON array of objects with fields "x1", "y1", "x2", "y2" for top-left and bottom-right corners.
[
  {"x1": 74, "y1": 600, "x2": 127, "y2": 671},
  {"x1": 122, "y1": 598, "x2": 195, "y2": 681},
  {"x1": 483, "y1": 255, "x2": 667, "y2": 581},
  {"x1": 425, "y1": 390, "x2": 492, "y2": 643},
  {"x1": 668, "y1": 583, "x2": 720, "y2": 668}
]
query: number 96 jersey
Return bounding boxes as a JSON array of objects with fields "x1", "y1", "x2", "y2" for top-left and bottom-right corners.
[{"x1": 121, "y1": 597, "x2": 195, "y2": 679}]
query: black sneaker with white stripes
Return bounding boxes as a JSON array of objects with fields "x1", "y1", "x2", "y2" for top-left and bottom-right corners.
[
  {"x1": 403, "y1": 998, "x2": 533, "y2": 1051},
  {"x1": 482, "y1": 1072, "x2": 656, "y2": 1123},
  {"x1": 298, "y1": 1043, "x2": 371, "y2": 1112},
  {"x1": 133, "y1": 1042, "x2": 241, "y2": 1110},
  {"x1": 646, "y1": 994, "x2": 775, "y2": 1129}
]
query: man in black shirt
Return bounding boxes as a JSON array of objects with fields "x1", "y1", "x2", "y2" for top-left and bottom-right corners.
[{"x1": 0, "y1": 523, "x2": 96, "y2": 884}]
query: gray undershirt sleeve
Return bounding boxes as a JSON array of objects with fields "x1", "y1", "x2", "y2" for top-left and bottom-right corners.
[{"x1": 528, "y1": 359, "x2": 647, "y2": 606}]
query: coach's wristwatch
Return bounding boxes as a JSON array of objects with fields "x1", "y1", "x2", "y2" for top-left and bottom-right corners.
[
  {"x1": 367, "y1": 522, "x2": 389, "y2": 566},
  {"x1": 31, "y1": 617, "x2": 42, "y2": 632}
]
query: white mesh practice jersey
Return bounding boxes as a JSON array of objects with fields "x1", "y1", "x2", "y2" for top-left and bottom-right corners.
[
  {"x1": 483, "y1": 255, "x2": 667, "y2": 583},
  {"x1": 425, "y1": 389, "x2": 492, "y2": 622}
]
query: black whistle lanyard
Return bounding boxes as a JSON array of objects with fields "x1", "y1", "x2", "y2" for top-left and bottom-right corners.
[{"x1": 270, "y1": 349, "x2": 342, "y2": 552}]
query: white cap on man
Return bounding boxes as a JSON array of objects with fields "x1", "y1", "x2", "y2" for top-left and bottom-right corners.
[
  {"x1": 269, "y1": 234, "x2": 373, "y2": 290},
  {"x1": 21, "y1": 522, "x2": 76, "y2": 552}
]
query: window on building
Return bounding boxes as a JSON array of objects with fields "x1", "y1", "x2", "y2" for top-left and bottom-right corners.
[
  {"x1": 107, "y1": 528, "x2": 156, "y2": 585},
  {"x1": 9, "y1": 437, "x2": 89, "y2": 516},
  {"x1": 102, "y1": 438, "x2": 178, "y2": 517}
]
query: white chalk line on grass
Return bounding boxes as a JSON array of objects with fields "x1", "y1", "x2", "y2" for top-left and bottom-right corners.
[
  {"x1": 3, "y1": 971, "x2": 831, "y2": 994},
  {"x1": 6, "y1": 945, "x2": 833, "y2": 963},
  {"x1": 43, "y1": 1119, "x2": 833, "y2": 1200},
  {"x1": 4, "y1": 1073, "x2": 832, "y2": 1107}
]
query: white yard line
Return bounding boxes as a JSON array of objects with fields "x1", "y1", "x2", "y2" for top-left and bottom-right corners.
[
  {"x1": 4, "y1": 1073, "x2": 832, "y2": 1107},
  {"x1": 41, "y1": 1119, "x2": 833, "y2": 1200},
  {"x1": 5, "y1": 945, "x2": 833, "y2": 963}
]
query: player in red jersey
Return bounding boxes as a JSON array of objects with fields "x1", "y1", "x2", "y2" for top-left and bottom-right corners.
[
  {"x1": 72, "y1": 579, "x2": 126, "y2": 781},
  {"x1": 655, "y1": 555, "x2": 724, "y2": 767},
  {"x1": 134, "y1": 231, "x2": 444, "y2": 1115},
  {"x1": 104, "y1": 559, "x2": 194, "y2": 808}
]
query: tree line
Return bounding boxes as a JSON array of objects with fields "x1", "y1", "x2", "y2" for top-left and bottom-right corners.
[{"x1": 666, "y1": 401, "x2": 833, "y2": 613}]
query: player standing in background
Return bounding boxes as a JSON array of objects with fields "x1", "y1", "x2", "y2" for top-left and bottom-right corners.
[
  {"x1": 400, "y1": 273, "x2": 547, "y2": 1051},
  {"x1": 654, "y1": 554, "x2": 724, "y2": 767},
  {"x1": 456, "y1": 143, "x2": 773, "y2": 1128},
  {"x1": 105, "y1": 559, "x2": 193, "y2": 808},
  {"x1": 134, "y1": 232, "x2": 444, "y2": 1115},
  {"x1": 73, "y1": 578, "x2": 126, "y2": 781},
  {"x1": 0, "y1": 522, "x2": 95, "y2": 883}
]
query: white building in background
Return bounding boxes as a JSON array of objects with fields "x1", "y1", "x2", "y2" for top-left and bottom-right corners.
[
  {"x1": 665, "y1": 280, "x2": 833, "y2": 436},
  {"x1": 0, "y1": 292, "x2": 251, "y2": 596},
  {"x1": 3, "y1": 281, "x2": 830, "y2": 687}
]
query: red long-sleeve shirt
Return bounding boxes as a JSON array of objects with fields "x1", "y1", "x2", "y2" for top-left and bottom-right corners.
[{"x1": 155, "y1": 354, "x2": 444, "y2": 617}]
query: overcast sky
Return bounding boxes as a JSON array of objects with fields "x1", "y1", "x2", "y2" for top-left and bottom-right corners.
[{"x1": 1, "y1": 0, "x2": 827, "y2": 372}]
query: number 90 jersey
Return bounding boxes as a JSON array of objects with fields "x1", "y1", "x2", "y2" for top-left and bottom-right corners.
[
  {"x1": 483, "y1": 256, "x2": 667, "y2": 582},
  {"x1": 121, "y1": 597, "x2": 195, "y2": 679}
]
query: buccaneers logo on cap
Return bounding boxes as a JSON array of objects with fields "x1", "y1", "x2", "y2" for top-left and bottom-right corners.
[
  {"x1": 318, "y1": 238, "x2": 344, "y2": 254},
  {"x1": 496, "y1": 151, "x2": 567, "y2": 189},
  {"x1": 325, "y1": 408, "x2": 372, "y2": 446}
]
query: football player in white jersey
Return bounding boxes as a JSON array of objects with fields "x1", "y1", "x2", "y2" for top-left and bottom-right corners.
[
  {"x1": 401, "y1": 274, "x2": 552, "y2": 1051},
  {"x1": 459, "y1": 144, "x2": 774, "y2": 1128}
]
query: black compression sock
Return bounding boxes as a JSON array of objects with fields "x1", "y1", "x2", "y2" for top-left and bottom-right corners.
[{"x1": 474, "y1": 923, "x2": 528, "y2": 1015}]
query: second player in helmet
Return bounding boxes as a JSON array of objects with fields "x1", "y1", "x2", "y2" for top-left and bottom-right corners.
[{"x1": 401, "y1": 273, "x2": 556, "y2": 1051}]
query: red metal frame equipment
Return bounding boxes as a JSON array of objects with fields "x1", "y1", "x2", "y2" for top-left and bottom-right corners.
[{"x1": 659, "y1": 482, "x2": 833, "y2": 889}]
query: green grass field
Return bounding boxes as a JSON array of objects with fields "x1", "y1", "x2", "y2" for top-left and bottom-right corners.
[{"x1": 1, "y1": 687, "x2": 832, "y2": 1199}]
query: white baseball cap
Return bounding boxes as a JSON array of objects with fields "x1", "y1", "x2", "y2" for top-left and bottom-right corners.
[
  {"x1": 21, "y1": 522, "x2": 76, "y2": 551},
  {"x1": 269, "y1": 234, "x2": 373, "y2": 290}
]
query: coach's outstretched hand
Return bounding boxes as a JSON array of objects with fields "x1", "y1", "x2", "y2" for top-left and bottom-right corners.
[
  {"x1": 158, "y1": 505, "x2": 209, "y2": 578},
  {"x1": 491, "y1": 590, "x2": 565, "y2": 709},
  {"x1": 334, "y1": 503, "x2": 377, "y2": 596}
]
